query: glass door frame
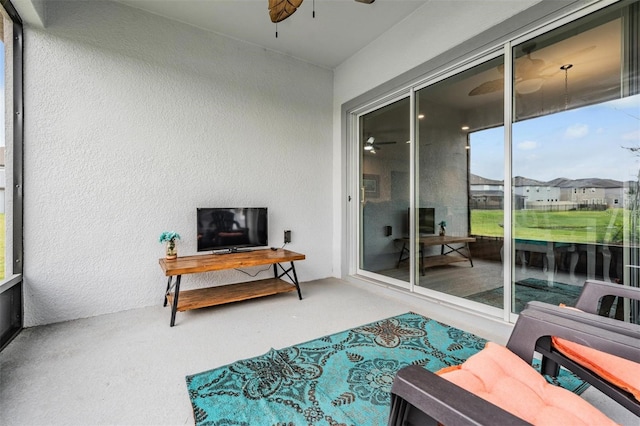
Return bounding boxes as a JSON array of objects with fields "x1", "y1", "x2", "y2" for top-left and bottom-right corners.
[
  {"x1": 347, "y1": 51, "x2": 513, "y2": 316},
  {"x1": 350, "y1": 91, "x2": 414, "y2": 291},
  {"x1": 409, "y1": 50, "x2": 509, "y2": 318}
]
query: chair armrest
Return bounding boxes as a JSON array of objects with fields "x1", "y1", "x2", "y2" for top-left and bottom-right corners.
[
  {"x1": 389, "y1": 365, "x2": 530, "y2": 426},
  {"x1": 506, "y1": 307, "x2": 640, "y2": 366},
  {"x1": 524, "y1": 301, "x2": 640, "y2": 339},
  {"x1": 575, "y1": 280, "x2": 640, "y2": 314}
]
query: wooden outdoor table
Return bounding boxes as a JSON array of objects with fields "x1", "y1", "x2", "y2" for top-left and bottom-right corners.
[{"x1": 395, "y1": 235, "x2": 475, "y2": 275}]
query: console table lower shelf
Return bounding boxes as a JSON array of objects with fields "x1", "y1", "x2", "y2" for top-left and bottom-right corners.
[
  {"x1": 165, "y1": 278, "x2": 297, "y2": 312},
  {"x1": 159, "y1": 249, "x2": 305, "y2": 326}
]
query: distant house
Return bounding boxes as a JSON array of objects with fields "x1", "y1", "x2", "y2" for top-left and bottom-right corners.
[
  {"x1": 470, "y1": 174, "x2": 509, "y2": 210},
  {"x1": 513, "y1": 176, "x2": 563, "y2": 210},
  {"x1": 470, "y1": 174, "x2": 627, "y2": 210},
  {"x1": 547, "y1": 177, "x2": 621, "y2": 209}
]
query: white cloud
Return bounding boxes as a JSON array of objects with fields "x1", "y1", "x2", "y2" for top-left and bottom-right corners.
[
  {"x1": 517, "y1": 140, "x2": 538, "y2": 150},
  {"x1": 621, "y1": 129, "x2": 640, "y2": 141},
  {"x1": 564, "y1": 124, "x2": 589, "y2": 139}
]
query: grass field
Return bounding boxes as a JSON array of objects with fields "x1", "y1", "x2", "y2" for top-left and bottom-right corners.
[{"x1": 471, "y1": 208, "x2": 627, "y2": 244}]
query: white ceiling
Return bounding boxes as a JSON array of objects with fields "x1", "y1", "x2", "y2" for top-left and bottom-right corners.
[{"x1": 116, "y1": 0, "x2": 429, "y2": 69}]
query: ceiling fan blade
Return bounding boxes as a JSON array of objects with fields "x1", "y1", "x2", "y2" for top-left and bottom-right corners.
[
  {"x1": 374, "y1": 141, "x2": 396, "y2": 145},
  {"x1": 468, "y1": 78, "x2": 503, "y2": 96},
  {"x1": 517, "y1": 57, "x2": 546, "y2": 78},
  {"x1": 269, "y1": 0, "x2": 303, "y2": 23},
  {"x1": 355, "y1": 0, "x2": 375, "y2": 3}
]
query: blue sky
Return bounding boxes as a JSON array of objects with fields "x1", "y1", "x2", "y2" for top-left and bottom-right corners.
[{"x1": 470, "y1": 95, "x2": 640, "y2": 182}]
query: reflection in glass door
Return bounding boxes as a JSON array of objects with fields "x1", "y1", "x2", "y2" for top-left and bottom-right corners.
[
  {"x1": 359, "y1": 98, "x2": 411, "y2": 283},
  {"x1": 351, "y1": 0, "x2": 639, "y2": 323},
  {"x1": 414, "y1": 57, "x2": 505, "y2": 306},
  {"x1": 511, "y1": 5, "x2": 640, "y2": 322}
]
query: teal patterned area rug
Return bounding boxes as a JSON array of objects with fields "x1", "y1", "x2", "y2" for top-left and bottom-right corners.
[{"x1": 186, "y1": 312, "x2": 587, "y2": 425}]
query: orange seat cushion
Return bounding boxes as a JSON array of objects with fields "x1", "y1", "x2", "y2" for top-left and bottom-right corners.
[
  {"x1": 437, "y1": 342, "x2": 616, "y2": 426},
  {"x1": 552, "y1": 336, "x2": 640, "y2": 401}
]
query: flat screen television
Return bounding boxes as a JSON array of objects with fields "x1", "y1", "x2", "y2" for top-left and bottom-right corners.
[
  {"x1": 197, "y1": 207, "x2": 268, "y2": 252},
  {"x1": 407, "y1": 207, "x2": 435, "y2": 235}
]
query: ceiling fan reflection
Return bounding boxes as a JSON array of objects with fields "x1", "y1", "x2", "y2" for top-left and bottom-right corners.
[
  {"x1": 468, "y1": 43, "x2": 595, "y2": 96},
  {"x1": 364, "y1": 136, "x2": 396, "y2": 152}
]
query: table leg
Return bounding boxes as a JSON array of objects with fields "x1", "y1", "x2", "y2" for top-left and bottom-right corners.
[
  {"x1": 569, "y1": 245, "x2": 579, "y2": 281},
  {"x1": 545, "y1": 242, "x2": 555, "y2": 285},
  {"x1": 396, "y1": 242, "x2": 409, "y2": 268},
  {"x1": 163, "y1": 276, "x2": 172, "y2": 307},
  {"x1": 290, "y1": 262, "x2": 302, "y2": 300},
  {"x1": 274, "y1": 262, "x2": 303, "y2": 300},
  {"x1": 587, "y1": 244, "x2": 596, "y2": 279},
  {"x1": 442, "y1": 243, "x2": 474, "y2": 267},
  {"x1": 170, "y1": 275, "x2": 181, "y2": 327},
  {"x1": 601, "y1": 245, "x2": 612, "y2": 282}
]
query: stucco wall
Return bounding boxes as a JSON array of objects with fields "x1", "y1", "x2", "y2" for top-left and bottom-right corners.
[{"x1": 23, "y1": 1, "x2": 333, "y2": 326}]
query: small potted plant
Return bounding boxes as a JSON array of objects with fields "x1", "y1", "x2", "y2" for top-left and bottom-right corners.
[
  {"x1": 438, "y1": 221, "x2": 447, "y2": 236},
  {"x1": 159, "y1": 231, "x2": 181, "y2": 260}
]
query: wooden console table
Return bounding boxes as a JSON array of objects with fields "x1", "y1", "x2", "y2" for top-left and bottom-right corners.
[
  {"x1": 159, "y1": 249, "x2": 305, "y2": 326},
  {"x1": 396, "y1": 235, "x2": 475, "y2": 275}
]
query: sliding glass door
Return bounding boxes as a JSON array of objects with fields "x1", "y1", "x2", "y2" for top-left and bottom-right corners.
[
  {"x1": 358, "y1": 97, "x2": 411, "y2": 284},
  {"x1": 510, "y1": 3, "x2": 639, "y2": 321},
  {"x1": 413, "y1": 57, "x2": 505, "y2": 305},
  {"x1": 351, "y1": 0, "x2": 639, "y2": 323}
]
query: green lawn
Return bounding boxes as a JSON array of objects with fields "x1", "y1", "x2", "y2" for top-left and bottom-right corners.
[{"x1": 471, "y1": 208, "x2": 627, "y2": 244}]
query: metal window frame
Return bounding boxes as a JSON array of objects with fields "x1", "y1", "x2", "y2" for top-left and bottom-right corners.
[{"x1": 0, "y1": 0, "x2": 23, "y2": 351}]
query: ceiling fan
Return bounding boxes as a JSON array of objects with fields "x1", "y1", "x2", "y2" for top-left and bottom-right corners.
[
  {"x1": 469, "y1": 43, "x2": 596, "y2": 96},
  {"x1": 269, "y1": 0, "x2": 374, "y2": 23},
  {"x1": 364, "y1": 136, "x2": 396, "y2": 153},
  {"x1": 469, "y1": 43, "x2": 554, "y2": 96}
]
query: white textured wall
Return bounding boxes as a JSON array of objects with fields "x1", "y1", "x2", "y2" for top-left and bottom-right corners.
[
  {"x1": 23, "y1": 1, "x2": 333, "y2": 326},
  {"x1": 331, "y1": 0, "x2": 541, "y2": 276}
]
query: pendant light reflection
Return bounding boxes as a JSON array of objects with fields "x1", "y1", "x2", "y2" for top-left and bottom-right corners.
[{"x1": 560, "y1": 63, "x2": 573, "y2": 110}]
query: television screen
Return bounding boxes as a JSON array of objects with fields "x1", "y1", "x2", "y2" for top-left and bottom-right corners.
[
  {"x1": 197, "y1": 208, "x2": 268, "y2": 252},
  {"x1": 407, "y1": 207, "x2": 435, "y2": 235}
]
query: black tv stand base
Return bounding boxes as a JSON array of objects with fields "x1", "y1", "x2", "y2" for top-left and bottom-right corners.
[{"x1": 213, "y1": 247, "x2": 252, "y2": 255}]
